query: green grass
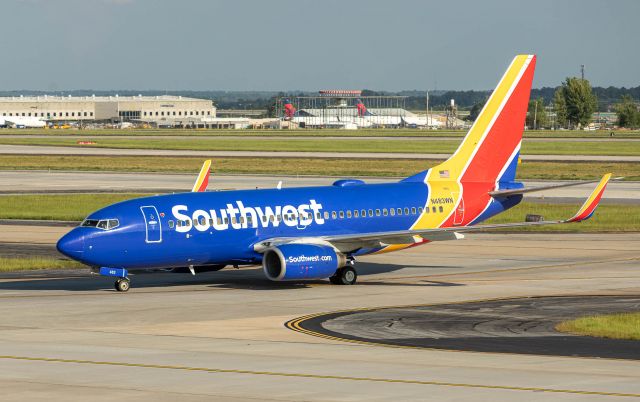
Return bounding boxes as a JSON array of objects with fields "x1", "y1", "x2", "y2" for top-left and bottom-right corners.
[
  {"x1": 0, "y1": 193, "x2": 145, "y2": 221},
  {"x1": 556, "y1": 312, "x2": 640, "y2": 341},
  {"x1": 485, "y1": 202, "x2": 640, "y2": 232},
  {"x1": 0, "y1": 193, "x2": 636, "y2": 232},
  {"x1": 0, "y1": 257, "x2": 85, "y2": 271},
  {"x1": 0, "y1": 136, "x2": 639, "y2": 155},
  {"x1": 0, "y1": 155, "x2": 638, "y2": 180},
  {"x1": 1, "y1": 128, "x2": 639, "y2": 138}
]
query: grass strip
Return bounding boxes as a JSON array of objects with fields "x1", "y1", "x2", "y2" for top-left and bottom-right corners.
[
  {"x1": 0, "y1": 257, "x2": 85, "y2": 272},
  {"x1": 485, "y1": 202, "x2": 640, "y2": 232},
  {"x1": 0, "y1": 128, "x2": 638, "y2": 138},
  {"x1": 0, "y1": 137, "x2": 639, "y2": 156},
  {"x1": 0, "y1": 155, "x2": 638, "y2": 180},
  {"x1": 0, "y1": 193, "x2": 145, "y2": 221},
  {"x1": 556, "y1": 312, "x2": 640, "y2": 341}
]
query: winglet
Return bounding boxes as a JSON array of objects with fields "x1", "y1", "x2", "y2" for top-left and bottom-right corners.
[
  {"x1": 566, "y1": 173, "x2": 611, "y2": 222},
  {"x1": 192, "y1": 160, "x2": 212, "y2": 192}
]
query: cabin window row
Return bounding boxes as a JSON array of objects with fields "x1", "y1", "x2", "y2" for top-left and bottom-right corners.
[{"x1": 166, "y1": 205, "x2": 445, "y2": 229}]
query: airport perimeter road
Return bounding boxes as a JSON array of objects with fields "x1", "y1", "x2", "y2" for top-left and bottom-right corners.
[
  {"x1": 2, "y1": 144, "x2": 640, "y2": 162},
  {"x1": 0, "y1": 233, "x2": 639, "y2": 401},
  {"x1": 1, "y1": 170, "x2": 638, "y2": 203}
]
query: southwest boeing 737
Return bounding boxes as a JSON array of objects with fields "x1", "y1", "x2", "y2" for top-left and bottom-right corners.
[{"x1": 57, "y1": 55, "x2": 612, "y2": 292}]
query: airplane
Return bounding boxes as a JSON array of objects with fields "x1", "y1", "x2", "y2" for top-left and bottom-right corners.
[{"x1": 57, "y1": 54, "x2": 613, "y2": 292}]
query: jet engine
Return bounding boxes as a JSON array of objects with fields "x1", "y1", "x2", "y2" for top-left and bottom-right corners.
[{"x1": 262, "y1": 244, "x2": 346, "y2": 281}]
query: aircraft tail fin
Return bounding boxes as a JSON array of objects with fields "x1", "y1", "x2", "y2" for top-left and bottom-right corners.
[{"x1": 404, "y1": 55, "x2": 536, "y2": 185}]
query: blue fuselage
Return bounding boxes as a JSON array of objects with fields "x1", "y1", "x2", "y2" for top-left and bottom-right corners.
[{"x1": 57, "y1": 180, "x2": 520, "y2": 270}]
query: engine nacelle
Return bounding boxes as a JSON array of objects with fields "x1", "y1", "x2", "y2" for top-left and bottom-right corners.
[{"x1": 263, "y1": 244, "x2": 345, "y2": 281}]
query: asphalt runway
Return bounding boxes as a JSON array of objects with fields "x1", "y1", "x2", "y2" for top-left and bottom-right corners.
[
  {"x1": 2, "y1": 144, "x2": 639, "y2": 162},
  {"x1": 1, "y1": 233, "x2": 639, "y2": 400},
  {"x1": 292, "y1": 295, "x2": 640, "y2": 360},
  {"x1": 1, "y1": 170, "x2": 637, "y2": 203}
]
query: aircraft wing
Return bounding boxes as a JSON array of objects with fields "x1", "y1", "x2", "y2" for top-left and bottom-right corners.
[
  {"x1": 489, "y1": 175, "x2": 619, "y2": 197},
  {"x1": 192, "y1": 160, "x2": 212, "y2": 192},
  {"x1": 255, "y1": 174, "x2": 611, "y2": 253}
]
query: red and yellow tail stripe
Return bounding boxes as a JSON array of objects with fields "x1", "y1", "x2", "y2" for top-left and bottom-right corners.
[
  {"x1": 192, "y1": 159, "x2": 212, "y2": 192},
  {"x1": 567, "y1": 173, "x2": 611, "y2": 222}
]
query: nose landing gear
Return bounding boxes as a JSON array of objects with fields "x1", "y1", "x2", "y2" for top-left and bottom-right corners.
[{"x1": 114, "y1": 278, "x2": 130, "y2": 292}]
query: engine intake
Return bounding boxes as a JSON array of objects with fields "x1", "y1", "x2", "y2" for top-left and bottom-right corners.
[{"x1": 263, "y1": 244, "x2": 345, "y2": 281}]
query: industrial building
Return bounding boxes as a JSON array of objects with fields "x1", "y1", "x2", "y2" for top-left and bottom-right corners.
[{"x1": 0, "y1": 95, "x2": 216, "y2": 127}]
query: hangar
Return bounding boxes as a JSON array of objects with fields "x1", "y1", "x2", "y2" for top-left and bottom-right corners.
[{"x1": 0, "y1": 95, "x2": 216, "y2": 126}]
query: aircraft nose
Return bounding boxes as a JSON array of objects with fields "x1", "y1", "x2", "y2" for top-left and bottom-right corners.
[{"x1": 56, "y1": 230, "x2": 85, "y2": 259}]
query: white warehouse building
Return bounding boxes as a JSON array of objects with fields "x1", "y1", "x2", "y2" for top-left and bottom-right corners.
[{"x1": 0, "y1": 95, "x2": 216, "y2": 126}]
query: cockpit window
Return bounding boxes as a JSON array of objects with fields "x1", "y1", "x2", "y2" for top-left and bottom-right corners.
[{"x1": 81, "y1": 218, "x2": 119, "y2": 230}]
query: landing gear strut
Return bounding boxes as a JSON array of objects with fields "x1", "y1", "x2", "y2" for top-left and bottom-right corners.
[
  {"x1": 329, "y1": 266, "x2": 357, "y2": 285},
  {"x1": 114, "y1": 278, "x2": 130, "y2": 292}
]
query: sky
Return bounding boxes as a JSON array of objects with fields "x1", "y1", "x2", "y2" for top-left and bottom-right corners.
[{"x1": 1, "y1": 0, "x2": 638, "y2": 91}]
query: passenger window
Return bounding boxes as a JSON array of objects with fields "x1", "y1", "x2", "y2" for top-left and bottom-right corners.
[
  {"x1": 432, "y1": 206, "x2": 437, "y2": 213},
  {"x1": 200, "y1": 217, "x2": 207, "y2": 226},
  {"x1": 339, "y1": 211, "x2": 344, "y2": 219},
  {"x1": 218, "y1": 217, "x2": 223, "y2": 225},
  {"x1": 375, "y1": 209, "x2": 381, "y2": 216},
  {"x1": 347, "y1": 210, "x2": 352, "y2": 218},
  {"x1": 331, "y1": 211, "x2": 337, "y2": 219},
  {"x1": 368, "y1": 209, "x2": 373, "y2": 217},
  {"x1": 247, "y1": 216, "x2": 252, "y2": 225},
  {"x1": 439, "y1": 206, "x2": 444, "y2": 213},
  {"x1": 262, "y1": 216, "x2": 267, "y2": 223},
  {"x1": 169, "y1": 220, "x2": 175, "y2": 228},
  {"x1": 354, "y1": 210, "x2": 359, "y2": 218},
  {"x1": 269, "y1": 216, "x2": 274, "y2": 222},
  {"x1": 239, "y1": 216, "x2": 245, "y2": 224},
  {"x1": 425, "y1": 207, "x2": 429, "y2": 214},
  {"x1": 418, "y1": 207, "x2": 423, "y2": 214},
  {"x1": 404, "y1": 208, "x2": 410, "y2": 215},
  {"x1": 324, "y1": 211, "x2": 329, "y2": 220},
  {"x1": 224, "y1": 217, "x2": 229, "y2": 224},
  {"x1": 397, "y1": 208, "x2": 402, "y2": 215},
  {"x1": 411, "y1": 207, "x2": 417, "y2": 215},
  {"x1": 383, "y1": 209, "x2": 388, "y2": 216},
  {"x1": 390, "y1": 208, "x2": 395, "y2": 216}
]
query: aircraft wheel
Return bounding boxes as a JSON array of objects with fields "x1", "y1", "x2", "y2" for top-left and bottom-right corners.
[
  {"x1": 115, "y1": 278, "x2": 130, "y2": 292},
  {"x1": 330, "y1": 267, "x2": 357, "y2": 285}
]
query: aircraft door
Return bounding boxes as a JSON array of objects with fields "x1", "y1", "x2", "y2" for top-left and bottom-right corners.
[
  {"x1": 452, "y1": 193, "x2": 465, "y2": 226},
  {"x1": 140, "y1": 206, "x2": 162, "y2": 243}
]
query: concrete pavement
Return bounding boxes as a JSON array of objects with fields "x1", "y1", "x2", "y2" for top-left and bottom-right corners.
[
  {"x1": 2, "y1": 144, "x2": 639, "y2": 161},
  {"x1": 1, "y1": 170, "x2": 637, "y2": 203},
  {"x1": 0, "y1": 233, "x2": 639, "y2": 400}
]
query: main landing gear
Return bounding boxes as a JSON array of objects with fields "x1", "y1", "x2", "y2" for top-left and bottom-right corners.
[
  {"x1": 114, "y1": 278, "x2": 130, "y2": 292},
  {"x1": 329, "y1": 266, "x2": 358, "y2": 285}
]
